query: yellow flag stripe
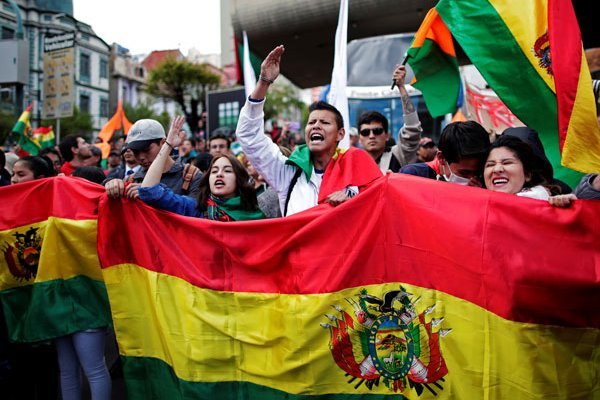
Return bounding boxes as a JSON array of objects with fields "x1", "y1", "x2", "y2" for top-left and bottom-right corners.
[
  {"x1": 488, "y1": 0, "x2": 555, "y2": 93},
  {"x1": 561, "y1": 51, "x2": 600, "y2": 172},
  {"x1": 103, "y1": 264, "x2": 599, "y2": 398},
  {"x1": 0, "y1": 218, "x2": 102, "y2": 290}
]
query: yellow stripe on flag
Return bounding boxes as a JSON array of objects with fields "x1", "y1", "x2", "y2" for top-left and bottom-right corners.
[
  {"x1": 103, "y1": 264, "x2": 599, "y2": 398},
  {"x1": 561, "y1": 51, "x2": 600, "y2": 172},
  {"x1": 488, "y1": 0, "x2": 555, "y2": 93},
  {"x1": 0, "y1": 218, "x2": 101, "y2": 290}
]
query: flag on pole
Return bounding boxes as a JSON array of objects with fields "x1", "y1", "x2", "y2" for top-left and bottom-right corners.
[
  {"x1": 436, "y1": 0, "x2": 599, "y2": 186},
  {"x1": 98, "y1": 100, "x2": 132, "y2": 158},
  {"x1": 11, "y1": 105, "x2": 40, "y2": 156},
  {"x1": 242, "y1": 31, "x2": 257, "y2": 99},
  {"x1": 407, "y1": 8, "x2": 461, "y2": 117},
  {"x1": 327, "y1": 0, "x2": 350, "y2": 149},
  {"x1": 32, "y1": 126, "x2": 55, "y2": 149}
]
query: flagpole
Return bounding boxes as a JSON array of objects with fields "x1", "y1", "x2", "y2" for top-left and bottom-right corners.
[
  {"x1": 391, "y1": 53, "x2": 409, "y2": 90},
  {"x1": 327, "y1": 0, "x2": 350, "y2": 148},
  {"x1": 56, "y1": 118, "x2": 60, "y2": 144}
]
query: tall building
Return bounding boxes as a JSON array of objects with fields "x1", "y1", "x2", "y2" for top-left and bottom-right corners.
[
  {"x1": 0, "y1": 0, "x2": 110, "y2": 134},
  {"x1": 109, "y1": 43, "x2": 146, "y2": 113}
]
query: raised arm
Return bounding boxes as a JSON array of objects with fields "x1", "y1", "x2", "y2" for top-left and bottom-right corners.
[
  {"x1": 141, "y1": 116, "x2": 186, "y2": 188},
  {"x1": 392, "y1": 64, "x2": 422, "y2": 166},
  {"x1": 250, "y1": 45, "x2": 285, "y2": 100}
]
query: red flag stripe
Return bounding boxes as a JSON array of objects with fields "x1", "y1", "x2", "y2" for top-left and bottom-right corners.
[
  {"x1": 98, "y1": 175, "x2": 600, "y2": 329},
  {"x1": 548, "y1": 0, "x2": 582, "y2": 151}
]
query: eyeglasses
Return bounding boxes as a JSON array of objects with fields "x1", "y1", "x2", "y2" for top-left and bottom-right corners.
[{"x1": 359, "y1": 127, "x2": 385, "y2": 137}]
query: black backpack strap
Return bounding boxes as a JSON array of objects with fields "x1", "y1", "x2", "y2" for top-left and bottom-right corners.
[{"x1": 284, "y1": 167, "x2": 303, "y2": 217}]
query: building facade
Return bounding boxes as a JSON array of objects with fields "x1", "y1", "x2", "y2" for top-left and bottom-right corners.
[{"x1": 0, "y1": 0, "x2": 110, "y2": 135}]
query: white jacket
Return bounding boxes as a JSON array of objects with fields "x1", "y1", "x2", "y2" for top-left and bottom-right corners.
[{"x1": 236, "y1": 99, "x2": 321, "y2": 216}]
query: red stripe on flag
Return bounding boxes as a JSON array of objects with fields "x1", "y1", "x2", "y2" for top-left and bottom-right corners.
[
  {"x1": 98, "y1": 174, "x2": 600, "y2": 329},
  {"x1": 548, "y1": 0, "x2": 582, "y2": 151},
  {"x1": 0, "y1": 177, "x2": 104, "y2": 230}
]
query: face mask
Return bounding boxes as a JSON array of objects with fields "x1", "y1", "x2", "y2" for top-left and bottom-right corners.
[{"x1": 437, "y1": 163, "x2": 471, "y2": 186}]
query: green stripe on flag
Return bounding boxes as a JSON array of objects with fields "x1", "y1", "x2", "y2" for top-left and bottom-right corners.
[
  {"x1": 121, "y1": 356, "x2": 401, "y2": 400},
  {"x1": 436, "y1": 0, "x2": 582, "y2": 186},
  {"x1": 408, "y1": 39, "x2": 460, "y2": 116},
  {"x1": 0, "y1": 275, "x2": 111, "y2": 342}
]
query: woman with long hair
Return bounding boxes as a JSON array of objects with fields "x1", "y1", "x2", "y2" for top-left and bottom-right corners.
[{"x1": 138, "y1": 116, "x2": 264, "y2": 221}]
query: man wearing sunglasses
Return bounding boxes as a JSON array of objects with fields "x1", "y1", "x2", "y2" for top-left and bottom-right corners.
[
  {"x1": 358, "y1": 65, "x2": 423, "y2": 174},
  {"x1": 104, "y1": 119, "x2": 202, "y2": 199}
]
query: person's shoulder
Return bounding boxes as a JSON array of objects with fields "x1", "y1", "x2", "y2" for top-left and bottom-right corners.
[{"x1": 400, "y1": 162, "x2": 433, "y2": 178}]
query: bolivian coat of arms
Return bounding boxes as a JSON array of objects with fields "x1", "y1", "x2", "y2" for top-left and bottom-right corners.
[
  {"x1": 2, "y1": 227, "x2": 43, "y2": 281},
  {"x1": 321, "y1": 287, "x2": 450, "y2": 396}
]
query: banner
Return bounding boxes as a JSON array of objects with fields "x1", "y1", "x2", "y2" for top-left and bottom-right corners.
[
  {"x1": 42, "y1": 32, "x2": 75, "y2": 119},
  {"x1": 97, "y1": 174, "x2": 600, "y2": 399}
]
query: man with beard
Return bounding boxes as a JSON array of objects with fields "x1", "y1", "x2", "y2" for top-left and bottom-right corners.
[{"x1": 58, "y1": 134, "x2": 92, "y2": 175}]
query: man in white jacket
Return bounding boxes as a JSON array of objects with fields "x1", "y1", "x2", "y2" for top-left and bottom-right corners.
[{"x1": 236, "y1": 45, "x2": 381, "y2": 216}]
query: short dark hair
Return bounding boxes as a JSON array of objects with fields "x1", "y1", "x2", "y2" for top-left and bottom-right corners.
[
  {"x1": 72, "y1": 166, "x2": 106, "y2": 184},
  {"x1": 209, "y1": 133, "x2": 231, "y2": 148},
  {"x1": 357, "y1": 111, "x2": 388, "y2": 133},
  {"x1": 309, "y1": 101, "x2": 344, "y2": 130},
  {"x1": 58, "y1": 135, "x2": 80, "y2": 162},
  {"x1": 438, "y1": 121, "x2": 489, "y2": 164},
  {"x1": 192, "y1": 152, "x2": 212, "y2": 173},
  {"x1": 16, "y1": 156, "x2": 55, "y2": 179},
  {"x1": 184, "y1": 138, "x2": 197, "y2": 147},
  {"x1": 38, "y1": 147, "x2": 63, "y2": 163},
  {"x1": 196, "y1": 154, "x2": 258, "y2": 213}
]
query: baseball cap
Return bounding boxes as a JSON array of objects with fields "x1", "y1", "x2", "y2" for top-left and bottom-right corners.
[{"x1": 125, "y1": 119, "x2": 165, "y2": 151}]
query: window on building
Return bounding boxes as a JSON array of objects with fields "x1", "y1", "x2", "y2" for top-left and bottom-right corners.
[
  {"x1": 79, "y1": 94, "x2": 90, "y2": 114},
  {"x1": 80, "y1": 53, "x2": 90, "y2": 83},
  {"x1": 1, "y1": 26, "x2": 15, "y2": 39},
  {"x1": 100, "y1": 59, "x2": 108, "y2": 79},
  {"x1": 218, "y1": 101, "x2": 240, "y2": 130},
  {"x1": 99, "y1": 98, "x2": 108, "y2": 118}
]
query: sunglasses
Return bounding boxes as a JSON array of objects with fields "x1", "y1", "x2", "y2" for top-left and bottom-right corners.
[{"x1": 359, "y1": 127, "x2": 385, "y2": 137}]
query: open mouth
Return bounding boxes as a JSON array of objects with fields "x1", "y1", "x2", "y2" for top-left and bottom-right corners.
[
  {"x1": 214, "y1": 179, "x2": 225, "y2": 188},
  {"x1": 492, "y1": 178, "x2": 508, "y2": 186},
  {"x1": 310, "y1": 132, "x2": 324, "y2": 142}
]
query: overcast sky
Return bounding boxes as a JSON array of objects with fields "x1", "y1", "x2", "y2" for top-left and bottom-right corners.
[{"x1": 73, "y1": 0, "x2": 221, "y2": 56}]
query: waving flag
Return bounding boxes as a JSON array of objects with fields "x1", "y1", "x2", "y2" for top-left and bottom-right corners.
[
  {"x1": 11, "y1": 105, "x2": 40, "y2": 156},
  {"x1": 97, "y1": 174, "x2": 599, "y2": 399},
  {"x1": 32, "y1": 126, "x2": 55, "y2": 149},
  {"x1": 436, "y1": 0, "x2": 599, "y2": 186},
  {"x1": 407, "y1": 8, "x2": 460, "y2": 117}
]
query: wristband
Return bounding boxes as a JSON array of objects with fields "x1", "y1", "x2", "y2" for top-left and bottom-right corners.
[
  {"x1": 259, "y1": 75, "x2": 275, "y2": 84},
  {"x1": 165, "y1": 141, "x2": 174, "y2": 148}
]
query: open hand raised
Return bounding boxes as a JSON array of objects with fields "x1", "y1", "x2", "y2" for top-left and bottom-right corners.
[{"x1": 166, "y1": 115, "x2": 187, "y2": 148}]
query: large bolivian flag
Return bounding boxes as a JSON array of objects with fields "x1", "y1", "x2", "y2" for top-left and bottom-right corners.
[
  {"x1": 98, "y1": 174, "x2": 600, "y2": 399},
  {"x1": 407, "y1": 8, "x2": 461, "y2": 117},
  {"x1": 0, "y1": 177, "x2": 112, "y2": 342},
  {"x1": 436, "y1": 0, "x2": 600, "y2": 186}
]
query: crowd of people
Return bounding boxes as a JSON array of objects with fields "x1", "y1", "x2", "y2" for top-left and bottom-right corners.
[{"x1": 1, "y1": 44, "x2": 599, "y2": 399}]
